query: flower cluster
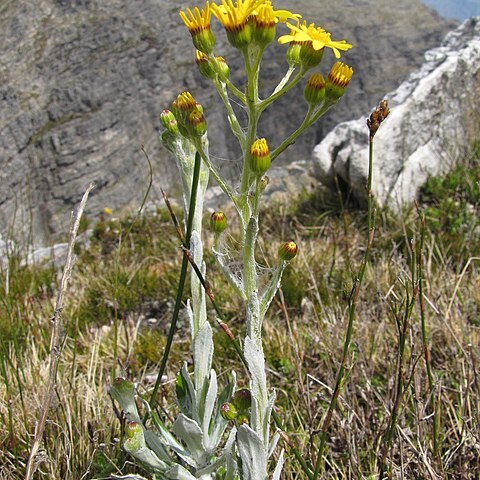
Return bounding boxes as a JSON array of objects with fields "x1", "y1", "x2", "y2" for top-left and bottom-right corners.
[{"x1": 115, "y1": 2, "x2": 355, "y2": 480}]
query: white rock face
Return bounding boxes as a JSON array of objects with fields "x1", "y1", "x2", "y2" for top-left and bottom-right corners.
[{"x1": 312, "y1": 17, "x2": 480, "y2": 209}]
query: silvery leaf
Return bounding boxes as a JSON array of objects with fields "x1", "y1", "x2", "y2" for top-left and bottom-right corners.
[
  {"x1": 172, "y1": 413, "x2": 205, "y2": 466},
  {"x1": 193, "y1": 321, "x2": 214, "y2": 407},
  {"x1": 110, "y1": 475, "x2": 151, "y2": 480},
  {"x1": 267, "y1": 431, "x2": 280, "y2": 459},
  {"x1": 237, "y1": 424, "x2": 267, "y2": 480},
  {"x1": 202, "y1": 369, "x2": 217, "y2": 451},
  {"x1": 165, "y1": 464, "x2": 197, "y2": 480},
  {"x1": 176, "y1": 363, "x2": 196, "y2": 419},
  {"x1": 109, "y1": 378, "x2": 141, "y2": 424},
  {"x1": 271, "y1": 449, "x2": 285, "y2": 480},
  {"x1": 244, "y1": 337, "x2": 267, "y2": 437},
  {"x1": 210, "y1": 372, "x2": 236, "y2": 447},
  {"x1": 144, "y1": 430, "x2": 172, "y2": 463}
]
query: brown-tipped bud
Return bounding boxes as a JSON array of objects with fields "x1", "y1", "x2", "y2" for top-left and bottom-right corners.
[
  {"x1": 251, "y1": 4, "x2": 276, "y2": 46},
  {"x1": 186, "y1": 108, "x2": 207, "y2": 137},
  {"x1": 233, "y1": 388, "x2": 252, "y2": 411},
  {"x1": 125, "y1": 421, "x2": 142, "y2": 439},
  {"x1": 249, "y1": 138, "x2": 271, "y2": 175},
  {"x1": 367, "y1": 99, "x2": 390, "y2": 138},
  {"x1": 304, "y1": 73, "x2": 326, "y2": 106},
  {"x1": 279, "y1": 240, "x2": 298, "y2": 261},
  {"x1": 326, "y1": 62, "x2": 353, "y2": 102},
  {"x1": 220, "y1": 402, "x2": 238, "y2": 421},
  {"x1": 160, "y1": 109, "x2": 179, "y2": 135},
  {"x1": 195, "y1": 50, "x2": 215, "y2": 78},
  {"x1": 215, "y1": 56, "x2": 230, "y2": 80},
  {"x1": 210, "y1": 211, "x2": 227, "y2": 234}
]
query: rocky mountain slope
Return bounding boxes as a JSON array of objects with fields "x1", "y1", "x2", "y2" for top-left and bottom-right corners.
[{"x1": 0, "y1": 0, "x2": 456, "y2": 246}]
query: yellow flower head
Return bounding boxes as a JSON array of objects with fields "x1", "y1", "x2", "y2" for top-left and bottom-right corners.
[
  {"x1": 249, "y1": 138, "x2": 271, "y2": 175},
  {"x1": 251, "y1": 1, "x2": 301, "y2": 27},
  {"x1": 327, "y1": 62, "x2": 353, "y2": 88},
  {"x1": 278, "y1": 21, "x2": 352, "y2": 59},
  {"x1": 180, "y1": 2, "x2": 213, "y2": 34},
  {"x1": 212, "y1": 0, "x2": 264, "y2": 32},
  {"x1": 180, "y1": 2, "x2": 216, "y2": 53}
]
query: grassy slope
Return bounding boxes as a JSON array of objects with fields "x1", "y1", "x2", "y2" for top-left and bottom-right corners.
[{"x1": 0, "y1": 145, "x2": 479, "y2": 479}]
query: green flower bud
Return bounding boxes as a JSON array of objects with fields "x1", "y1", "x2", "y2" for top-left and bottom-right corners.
[
  {"x1": 325, "y1": 62, "x2": 354, "y2": 102},
  {"x1": 304, "y1": 73, "x2": 326, "y2": 106},
  {"x1": 220, "y1": 402, "x2": 238, "y2": 421},
  {"x1": 160, "y1": 109, "x2": 179, "y2": 135},
  {"x1": 195, "y1": 50, "x2": 215, "y2": 78},
  {"x1": 279, "y1": 240, "x2": 298, "y2": 261},
  {"x1": 286, "y1": 43, "x2": 301, "y2": 67},
  {"x1": 249, "y1": 138, "x2": 271, "y2": 175},
  {"x1": 299, "y1": 43, "x2": 324, "y2": 68},
  {"x1": 125, "y1": 421, "x2": 142, "y2": 439},
  {"x1": 233, "y1": 388, "x2": 252, "y2": 411},
  {"x1": 186, "y1": 108, "x2": 207, "y2": 137},
  {"x1": 210, "y1": 211, "x2": 227, "y2": 234},
  {"x1": 215, "y1": 56, "x2": 230, "y2": 80}
]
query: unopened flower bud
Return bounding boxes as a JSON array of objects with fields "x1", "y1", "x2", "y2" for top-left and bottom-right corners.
[
  {"x1": 286, "y1": 43, "x2": 301, "y2": 67},
  {"x1": 195, "y1": 50, "x2": 215, "y2": 78},
  {"x1": 215, "y1": 56, "x2": 230, "y2": 80},
  {"x1": 160, "y1": 109, "x2": 179, "y2": 135},
  {"x1": 220, "y1": 402, "x2": 238, "y2": 421},
  {"x1": 279, "y1": 240, "x2": 298, "y2": 261},
  {"x1": 249, "y1": 138, "x2": 271, "y2": 175},
  {"x1": 233, "y1": 388, "x2": 252, "y2": 411},
  {"x1": 304, "y1": 73, "x2": 326, "y2": 106},
  {"x1": 326, "y1": 62, "x2": 353, "y2": 102},
  {"x1": 187, "y1": 109, "x2": 207, "y2": 137},
  {"x1": 125, "y1": 421, "x2": 142, "y2": 439},
  {"x1": 210, "y1": 211, "x2": 227, "y2": 234}
]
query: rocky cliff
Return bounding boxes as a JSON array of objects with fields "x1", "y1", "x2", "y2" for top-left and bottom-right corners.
[
  {"x1": 312, "y1": 17, "x2": 480, "y2": 208},
  {"x1": 0, "y1": 0, "x2": 456, "y2": 246}
]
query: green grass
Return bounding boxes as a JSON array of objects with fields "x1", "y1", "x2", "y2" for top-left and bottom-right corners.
[{"x1": 0, "y1": 147, "x2": 479, "y2": 479}]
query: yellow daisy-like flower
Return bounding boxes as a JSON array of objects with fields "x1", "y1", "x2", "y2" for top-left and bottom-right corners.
[
  {"x1": 327, "y1": 62, "x2": 354, "y2": 88},
  {"x1": 278, "y1": 21, "x2": 352, "y2": 59},
  {"x1": 212, "y1": 0, "x2": 264, "y2": 31},
  {"x1": 251, "y1": 1, "x2": 300, "y2": 26},
  {"x1": 180, "y1": 2, "x2": 212, "y2": 34},
  {"x1": 180, "y1": 2, "x2": 216, "y2": 53}
]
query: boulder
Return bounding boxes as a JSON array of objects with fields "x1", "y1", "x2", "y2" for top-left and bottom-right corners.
[{"x1": 312, "y1": 17, "x2": 480, "y2": 208}]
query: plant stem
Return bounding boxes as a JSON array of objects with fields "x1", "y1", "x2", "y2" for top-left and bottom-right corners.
[
  {"x1": 147, "y1": 152, "x2": 202, "y2": 416},
  {"x1": 416, "y1": 205, "x2": 441, "y2": 463},
  {"x1": 312, "y1": 134, "x2": 376, "y2": 480}
]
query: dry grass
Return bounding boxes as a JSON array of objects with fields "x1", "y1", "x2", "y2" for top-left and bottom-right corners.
[{"x1": 1, "y1": 155, "x2": 479, "y2": 478}]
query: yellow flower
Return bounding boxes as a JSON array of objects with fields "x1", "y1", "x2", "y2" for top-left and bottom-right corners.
[
  {"x1": 249, "y1": 138, "x2": 271, "y2": 174},
  {"x1": 327, "y1": 62, "x2": 353, "y2": 89},
  {"x1": 278, "y1": 21, "x2": 352, "y2": 59},
  {"x1": 325, "y1": 62, "x2": 354, "y2": 101},
  {"x1": 179, "y1": 2, "x2": 216, "y2": 53},
  {"x1": 252, "y1": 1, "x2": 300, "y2": 26},
  {"x1": 180, "y1": 2, "x2": 213, "y2": 34},
  {"x1": 212, "y1": 0, "x2": 264, "y2": 32}
]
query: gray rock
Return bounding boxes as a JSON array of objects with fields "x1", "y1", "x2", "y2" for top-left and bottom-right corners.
[
  {"x1": 312, "y1": 17, "x2": 480, "y2": 208},
  {"x1": 0, "y1": 0, "x2": 456, "y2": 246}
]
